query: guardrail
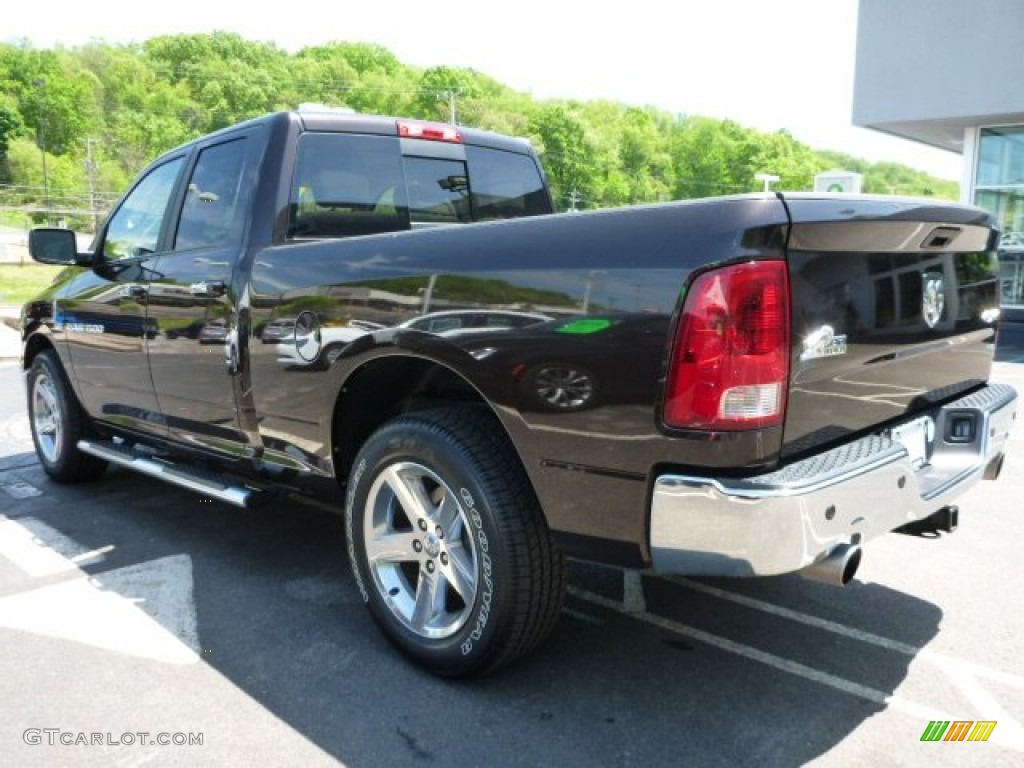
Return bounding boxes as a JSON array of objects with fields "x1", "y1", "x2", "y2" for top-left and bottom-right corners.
[{"x1": 0, "y1": 184, "x2": 116, "y2": 225}]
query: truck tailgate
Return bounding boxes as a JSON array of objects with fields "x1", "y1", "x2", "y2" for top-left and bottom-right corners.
[{"x1": 781, "y1": 195, "x2": 1001, "y2": 458}]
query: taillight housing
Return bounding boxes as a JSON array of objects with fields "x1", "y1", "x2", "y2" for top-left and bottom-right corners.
[
  {"x1": 397, "y1": 120, "x2": 463, "y2": 143},
  {"x1": 664, "y1": 260, "x2": 790, "y2": 430}
]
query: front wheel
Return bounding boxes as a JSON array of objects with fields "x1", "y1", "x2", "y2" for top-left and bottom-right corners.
[
  {"x1": 345, "y1": 407, "x2": 565, "y2": 676},
  {"x1": 27, "y1": 350, "x2": 107, "y2": 483}
]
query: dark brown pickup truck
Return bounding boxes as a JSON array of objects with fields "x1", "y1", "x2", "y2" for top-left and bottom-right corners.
[{"x1": 21, "y1": 109, "x2": 1018, "y2": 676}]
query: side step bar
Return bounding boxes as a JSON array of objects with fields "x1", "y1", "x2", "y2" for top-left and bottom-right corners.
[{"x1": 77, "y1": 439, "x2": 256, "y2": 508}]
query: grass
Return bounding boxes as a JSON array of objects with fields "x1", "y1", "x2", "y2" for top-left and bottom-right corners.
[
  {"x1": 0, "y1": 213, "x2": 35, "y2": 230},
  {"x1": 0, "y1": 263, "x2": 65, "y2": 305}
]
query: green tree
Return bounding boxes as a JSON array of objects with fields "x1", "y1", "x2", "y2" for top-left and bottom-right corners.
[
  {"x1": 0, "y1": 33, "x2": 962, "y2": 221},
  {"x1": 617, "y1": 106, "x2": 674, "y2": 203},
  {"x1": 1, "y1": 44, "x2": 100, "y2": 155},
  {"x1": 143, "y1": 32, "x2": 290, "y2": 131},
  {"x1": 672, "y1": 117, "x2": 755, "y2": 198},
  {"x1": 415, "y1": 66, "x2": 482, "y2": 123},
  {"x1": 530, "y1": 104, "x2": 598, "y2": 210},
  {"x1": 749, "y1": 129, "x2": 823, "y2": 192},
  {"x1": 0, "y1": 96, "x2": 25, "y2": 182}
]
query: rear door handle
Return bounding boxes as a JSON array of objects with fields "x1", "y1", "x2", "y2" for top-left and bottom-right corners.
[{"x1": 190, "y1": 280, "x2": 227, "y2": 297}]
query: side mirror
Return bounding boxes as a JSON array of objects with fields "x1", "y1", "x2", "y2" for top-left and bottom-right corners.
[{"x1": 28, "y1": 228, "x2": 93, "y2": 267}]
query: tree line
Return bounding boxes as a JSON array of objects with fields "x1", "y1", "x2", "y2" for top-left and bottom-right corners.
[{"x1": 0, "y1": 31, "x2": 958, "y2": 227}]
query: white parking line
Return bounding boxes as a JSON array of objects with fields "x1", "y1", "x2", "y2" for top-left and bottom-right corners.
[
  {"x1": 0, "y1": 515, "x2": 199, "y2": 664},
  {"x1": 0, "y1": 516, "x2": 109, "y2": 577},
  {"x1": 789, "y1": 388, "x2": 910, "y2": 408},
  {"x1": 569, "y1": 585, "x2": 1024, "y2": 752},
  {"x1": 0, "y1": 480, "x2": 42, "y2": 499},
  {"x1": 0, "y1": 554, "x2": 200, "y2": 664},
  {"x1": 668, "y1": 576, "x2": 1024, "y2": 690},
  {"x1": 561, "y1": 607, "x2": 605, "y2": 625}
]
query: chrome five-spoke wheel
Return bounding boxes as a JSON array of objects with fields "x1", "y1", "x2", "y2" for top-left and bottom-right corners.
[
  {"x1": 363, "y1": 461, "x2": 479, "y2": 639},
  {"x1": 31, "y1": 371, "x2": 64, "y2": 464},
  {"x1": 27, "y1": 350, "x2": 107, "y2": 482}
]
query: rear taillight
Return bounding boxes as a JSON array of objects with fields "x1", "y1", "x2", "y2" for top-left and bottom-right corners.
[
  {"x1": 664, "y1": 260, "x2": 790, "y2": 430},
  {"x1": 397, "y1": 120, "x2": 463, "y2": 143}
]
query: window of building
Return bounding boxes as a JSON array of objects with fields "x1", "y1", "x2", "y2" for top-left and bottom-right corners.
[{"x1": 974, "y1": 125, "x2": 1024, "y2": 307}]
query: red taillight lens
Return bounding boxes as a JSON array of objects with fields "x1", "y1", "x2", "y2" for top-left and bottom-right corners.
[
  {"x1": 664, "y1": 260, "x2": 790, "y2": 430},
  {"x1": 397, "y1": 120, "x2": 463, "y2": 143}
]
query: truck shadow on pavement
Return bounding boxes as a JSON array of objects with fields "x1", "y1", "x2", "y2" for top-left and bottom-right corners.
[{"x1": 1, "y1": 460, "x2": 944, "y2": 768}]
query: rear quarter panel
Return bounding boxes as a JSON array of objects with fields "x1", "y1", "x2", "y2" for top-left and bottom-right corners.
[{"x1": 244, "y1": 196, "x2": 790, "y2": 564}]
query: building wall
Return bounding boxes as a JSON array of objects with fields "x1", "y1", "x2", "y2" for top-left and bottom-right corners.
[
  {"x1": 853, "y1": 0, "x2": 1024, "y2": 151},
  {"x1": 854, "y1": 0, "x2": 1024, "y2": 308}
]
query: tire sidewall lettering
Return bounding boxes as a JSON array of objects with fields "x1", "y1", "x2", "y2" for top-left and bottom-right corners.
[
  {"x1": 345, "y1": 457, "x2": 370, "y2": 603},
  {"x1": 459, "y1": 487, "x2": 493, "y2": 657}
]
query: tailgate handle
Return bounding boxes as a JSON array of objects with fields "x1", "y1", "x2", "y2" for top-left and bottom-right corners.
[{"x1": 921, "y1": 226, "x2": 960, "y2": 249}]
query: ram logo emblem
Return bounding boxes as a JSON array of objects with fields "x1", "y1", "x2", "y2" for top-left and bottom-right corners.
[{"x1": 922, "y1": 271, "x2": 945, "y2": 329}]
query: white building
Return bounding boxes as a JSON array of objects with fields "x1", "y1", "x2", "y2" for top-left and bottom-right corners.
[{"x1": 853, "y1": 0, "x2": 1024, "y2": 311}]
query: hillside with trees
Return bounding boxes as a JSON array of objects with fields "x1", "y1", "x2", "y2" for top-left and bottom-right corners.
[{"x1": 0, "y1": 32, "x2": 958, "y2": 229}]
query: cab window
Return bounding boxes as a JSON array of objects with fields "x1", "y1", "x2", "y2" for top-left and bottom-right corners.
[
  {"x1": 288, "y1": 134, "x2": 407, "y2": 239},
  {"x1": 102, "y1": 158, "x2": 184, "y2": 260},
  {"x1": 286, "y1": 132, "x2": 551, "y2": 241},
  {"x1": 465, "y1": 146, "x2": 551, "y2": 220},
  {"x1": 175, "y1": 139, "x2": 247, "y2": 251},
  {"x1": 404, "y1": 157, "x2": 469, "y2": 224}
]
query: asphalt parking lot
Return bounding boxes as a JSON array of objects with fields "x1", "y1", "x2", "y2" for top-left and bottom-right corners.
[{"x1": 1, "y1": 357, "x2": 1023, "y2": 767}]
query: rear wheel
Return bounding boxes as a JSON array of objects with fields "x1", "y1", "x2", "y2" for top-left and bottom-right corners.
[
  {"x1": 345, "y1": 407, "x2": 565, "y2": 676},
  {"x1": 27, "y1": 350, "x2": 107, "y2": 483}
]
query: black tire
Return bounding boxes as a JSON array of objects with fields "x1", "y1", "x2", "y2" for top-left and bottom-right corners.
[
  {"x1": 27, "y1": 350, "x2": 107, "y2": 483},
  {"x1": 345, "y1": 407, "x2": 566, "y2": 677},
  {"x1": 522, "y1": 362, "x2": 599, "y2": 412}
]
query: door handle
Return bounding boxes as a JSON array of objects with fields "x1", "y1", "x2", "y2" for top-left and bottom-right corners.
[
  {"x1": 190, "y1": 280, "x2": 227, "y2": 297},
  {"x1": 119, "y1": 283, "x2": 148, "y2": 301}
]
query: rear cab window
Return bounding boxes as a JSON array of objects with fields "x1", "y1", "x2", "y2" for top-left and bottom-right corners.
[
  {"x1": 174, "y1": 138, "x2": 248, "y2": 251},
  {"x1": 287, "y1": 128, "x2": 549, "y2": 240}
]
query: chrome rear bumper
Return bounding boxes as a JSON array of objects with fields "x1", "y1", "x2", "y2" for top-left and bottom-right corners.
[{"x1": 649, "y1": 383, "x2": 1017, "y2": 577}]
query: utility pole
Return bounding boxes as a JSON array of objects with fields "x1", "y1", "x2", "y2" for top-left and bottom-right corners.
[
  {"x1": 439, "y1": 89, "x2": 460, "y2": 125},
  {"x1": 32, "y1": 78, "x2": 50, "y2": 225},
  {"x1": 754, "y1": 172, "x2": 780, "y2": 193},
  {"x1": 581, "y1": 270, "x2": 606, "y2": 313},
  {"x1": 84, "y1": 138, "x2": 100, "y2": 233},
  {"x1": 421, "y1": 273, "x2": 438, "y2": 313},
  {"x1": 567, "y1": 188, "x2": 584, "y2": 212}
]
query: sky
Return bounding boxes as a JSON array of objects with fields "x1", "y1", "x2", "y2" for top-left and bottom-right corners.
[{"x1": 3, "y1": 0, "x2": 963, "y2": 180}]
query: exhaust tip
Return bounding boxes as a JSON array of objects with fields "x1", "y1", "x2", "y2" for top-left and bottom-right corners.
[{"x1": 801, "y1": 543, "x2": 862, "y2": 587}]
